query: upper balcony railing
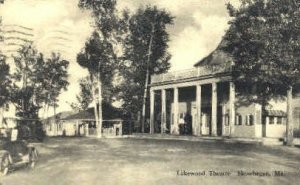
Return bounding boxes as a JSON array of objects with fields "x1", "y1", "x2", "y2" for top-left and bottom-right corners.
[{"x1": 151, "y1": 63, "x2": 232, "y2": 84}]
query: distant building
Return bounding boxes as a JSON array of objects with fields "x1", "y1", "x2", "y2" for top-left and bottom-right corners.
[
  {"x1": 61, "y1": 108, "x2": 123, "y2": 137},
  {"x1": 149, "y1": 40, "x2": 300, "y2": 139},
  {"x1": 42, "y1": 111, "x2": 75, "y2": 137},
  {"x1": 44, "y1": 104, "x2": 129, "y2": 137}
]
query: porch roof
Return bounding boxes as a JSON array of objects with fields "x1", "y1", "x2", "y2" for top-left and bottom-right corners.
[
  {"x1": 62, "y1": 105, "x2": 123, "y2": 121},
  {"x1": 63, "y1": 108, "x2": 95, "y2": 120},
  {"x1": 43, "y1": 111, "x2": 75, "y2": 121},
  {"x1": 151, "y1": 39, "x2": 232, "y2": 86},
  {"x1": 264, "y1": 110, "x2": 286, "y2": 117}
]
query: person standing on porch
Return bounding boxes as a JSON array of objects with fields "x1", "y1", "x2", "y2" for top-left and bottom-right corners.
[
  {"x1": 179, "y1": 113, "x2": 185, "y2": 135},
  {"x1": 184, "y1": 113, "x2": 192, "y2": 135}
]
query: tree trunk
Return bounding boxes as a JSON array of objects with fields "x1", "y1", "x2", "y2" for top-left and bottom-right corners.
[
  {"x1": 90, "y1": 74, "x2": 99, "y2": 136},
  {"x1": 54, "y1": 104, "x2": 56, "y2": 117},
  {"x1": 141, "y1": 23, "x2": 155, "y2": 133},
  {"x1": 42, "y1": 75, "x2": 55, "y2": 120},
  {"x1": 141, "y1": 70, "x2": 149, "y2": 133},
  {"x1": 44, "y1": 93, "x2": 51, "y2": 119},
  {"x1": 286, "y1": 86, "x2": 294, "y2": 146},
  {"x1": 0, "y1": 107, "x2": 4, "y2": 128},
  {"x1": 54, "y1": 104, "x2": 57, "y2": 136},
  {"x1": 261, "y1": 97, "x2": 267, "y2": 124},
  {"x1": 97, "y1": 72, "x2": 103, "y2": 138},
  {"x1": 46, "y1": 104, "x2": 50, "y2": 121},
  {"x1": 21, "y1": 65, "x2": 27, "y2": 117}
]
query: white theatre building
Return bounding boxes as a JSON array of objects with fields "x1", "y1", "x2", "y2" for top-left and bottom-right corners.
[{"x1": 149, "y1": 42, "x2": 300, "y2": 139}]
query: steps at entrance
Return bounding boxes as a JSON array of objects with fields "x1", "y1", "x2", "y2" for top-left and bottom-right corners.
[{"x1": 262, "y1": 138, "x2": 284, "y2": 145}]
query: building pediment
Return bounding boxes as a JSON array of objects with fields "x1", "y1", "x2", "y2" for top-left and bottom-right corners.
[{"x1": 194, "y1": 38, "x2": 232, "y2": 67}]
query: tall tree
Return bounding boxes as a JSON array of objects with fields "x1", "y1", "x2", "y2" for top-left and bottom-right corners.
[
  {"x1": 70, "y1": 76, "x2": 93, "y2": 112},
  {"x1": 0, "y1": 55, "x2": 10, "y2": 126},
  {"x1": 120, "y1": 6, "x2": 173, "y2": 132},
  {"x1": 0, "y1": 0, "x2": 11, "y2": 127},
  {"x1": 0, "y1": 0, "x2": 10, "y2": 125},
  {"x1": 77, "y1": 31, "x2": 116, "y2": 137},
  {"x1": 11, "y1": 45, "x2": 45, "y2": 118},
  {"x1": 41, "y1": 52, "x2": 69, "y2": 118},
  {"x1": 11, "y1": 45, "x2": 69, "y2": 119},
  {"x1": 223, "y1": 0, "x2": 300, "y2": 145},
  {"x1": 78, "y1": 0, "x2": 119, "y2": 138}
]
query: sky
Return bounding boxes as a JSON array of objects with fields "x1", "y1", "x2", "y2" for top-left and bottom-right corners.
[{"x1": 0, "y1": 0, "x2": 241, "y2": 114}]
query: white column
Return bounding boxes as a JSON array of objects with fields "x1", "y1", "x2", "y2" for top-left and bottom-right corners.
[
  {"x1": 173, "y1": 87, "x2": 179, "y2": 135},
  {"x1": 254, "y1": 104, "x2": 262, "y2": 138},
  {"x1": 222, "y1": 105, "x2": 226, "y2": 136},
  {"x1": 150, "y1": 89, "x2": 155, "y2": 134},
  {"x1": 161, "y1": 89, "x2": 166, "y2": 134},
  {"x1": 266, "y1": 116, "x2": 269, "y2": 125},
  {"x1": 274, "y1": 117, "x2": 278, "y2": 124},
  {"x1": 229, "y1": 82, "x2": 235, "y2": 136},
  {"x1": 195, "y1": 85, "x2": 202, "y2": 136},
  {"x1": 211, "y1": 83, "x2": 217, "y2": 136},
  {"x1": 286, "y1": 87, "x2": 294, "y2": 146},
  {"x1": 85, "y1": 123, "x2": 89, "y2": 136}
]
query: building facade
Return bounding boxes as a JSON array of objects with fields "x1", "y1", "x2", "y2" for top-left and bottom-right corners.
[
  {"x1": 149, "y1": 47, "x2": 300, "y2": 139},
  {"x1": 45, "y1": 106, "x2": 126, "y2": 137}
]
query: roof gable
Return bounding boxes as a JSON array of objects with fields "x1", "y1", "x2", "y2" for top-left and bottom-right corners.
[
  {"x1": 194, "y1": 37, "x2": 232, "y2": 67},
  {"x1": 62, "y1": 104, "x2": 123, "y2": 121}
]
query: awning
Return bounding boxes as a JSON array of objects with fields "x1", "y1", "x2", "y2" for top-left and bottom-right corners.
[{"x1": 264, "y1": 110, "x2": 286, "y2": 117}]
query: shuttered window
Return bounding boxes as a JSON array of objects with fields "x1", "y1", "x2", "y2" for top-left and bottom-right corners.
[{"x1": 235, "y1": 114, "x2": 242, "y2": 125}]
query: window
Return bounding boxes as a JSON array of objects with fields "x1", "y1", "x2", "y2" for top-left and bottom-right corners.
[
  {"x1": 269, "y1": 116, "x2": 274, "y2": 124},
  {"x1": 246, "y1": 115, "x2": 254, "y2": 126},
  {"x1": 248, "y1": 114, "x2": 254, "y2": 125},
  {"x1": 180, "y1": 113, "x2": 184, "y2": 119},
  {"x1": 5, "y1": 104, "x2": 9, "y2": 111},
  {"x1": 277, "y1": 117, "x2": 282, "y2": 125},
  {"x1": 235, "y1": 114, "x2": 242, "y2": 125}
]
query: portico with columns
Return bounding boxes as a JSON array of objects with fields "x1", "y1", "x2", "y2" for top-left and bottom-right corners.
[
  {"x1": 150, "y1": 74, "x2": 237, "y2": 137},
  {"x1": 149, "y1": 46, "x2": 263, "y2": 138}
]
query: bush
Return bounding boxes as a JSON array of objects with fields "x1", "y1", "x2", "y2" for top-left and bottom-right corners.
[{"x1": 17, "y1": 120, "x2": 45, "y2": 142}]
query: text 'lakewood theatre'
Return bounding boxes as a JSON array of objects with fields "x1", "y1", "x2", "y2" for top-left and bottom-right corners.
[{"x1": 149, "y1": 41, "x2": 300, "y2": 139}]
